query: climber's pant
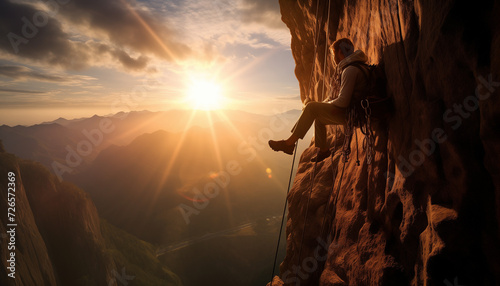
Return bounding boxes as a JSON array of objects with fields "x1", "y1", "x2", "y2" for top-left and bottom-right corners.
[{"x1": 291, "y1": 102, "x2": 346, "y2": 150}]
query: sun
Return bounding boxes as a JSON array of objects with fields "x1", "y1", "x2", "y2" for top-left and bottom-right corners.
[{"x1": 186, "y1": 77, "x2": 225, "y2": 110}]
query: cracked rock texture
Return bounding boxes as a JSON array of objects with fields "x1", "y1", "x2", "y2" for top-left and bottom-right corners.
[{"x1": 269, "y1": 0, "x2": 500, "y2": 285}]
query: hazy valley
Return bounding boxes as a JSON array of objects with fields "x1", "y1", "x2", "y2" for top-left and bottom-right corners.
[{"x1": 0, "y1": 109, "x2": 310, "y2": 286}]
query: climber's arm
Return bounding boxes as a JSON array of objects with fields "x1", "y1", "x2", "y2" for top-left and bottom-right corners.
[{"x1": 330, "y1": 66, "x2": 358, "y2": 108}]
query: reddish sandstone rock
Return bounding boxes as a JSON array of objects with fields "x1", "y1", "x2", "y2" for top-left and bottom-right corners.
[{"x1": 274, "y1": 0, "x2": 500, "y2": 285}]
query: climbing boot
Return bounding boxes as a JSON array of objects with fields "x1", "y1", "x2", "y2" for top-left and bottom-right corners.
[{"x1": 268, "y1": 140, "x2": 295, "y2": 155}]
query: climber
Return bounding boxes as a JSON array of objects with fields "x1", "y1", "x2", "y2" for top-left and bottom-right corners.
[{"x1": 268, "y1": 38, "x2": 368, "y2": 162}]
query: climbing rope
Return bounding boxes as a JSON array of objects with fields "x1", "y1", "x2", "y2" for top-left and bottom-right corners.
[
  {"x1": 272, "y1": 0, "x2": 335, "y2": 282},
  {"x1": 387, "y1": 0, "x2": 412, "y2": 110},
  {"x1": 293, "y1": 0, "x2": 334, "y2": 281},
  {"x1": 308, "y1": 128, "x2": 340, "y2": 283},
  {"x1": 271, "y1": 0, "x2": 378, "y2": 283},
  {"x1": 311, "y1": 132, "x2": 348, "y2": 283},
  {"x1": 361, "y1": 99, "x2": 375, "y2": 164},
  {"x1": 295, "y1": 149, "x2": 320, "y2": 272},
  {"x1": 342, "y1": 109, "x2": 354, "y2": 162},
  {"x1": 305, "y1": 0, "x2": 325, "y2": 101},
  {"x1": 323, "y1": 126, "x2": 341, "y2": 236},
  {"x1": 268, "y1": 2, "x2": 412, "y2": 284},
  {"x1": 355, "y1": 125, "x2": 360, "y2": 166},
  {"x1": 270, "y1": 142, "x2": 299, "y2": 285},
  {"x1": 320, "y1": 0, "x2": 332, "y2": 101},
  {"x1": 331, "y1": 159, "x2": 347, "y2": 243}
]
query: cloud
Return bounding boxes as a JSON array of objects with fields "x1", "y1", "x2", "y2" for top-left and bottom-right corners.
[
  {"x1": 0, "y1": 65, "x2": 96, "y2": 84},
  {"x1": 0, "y1": 1, "x2": 89, "y2": 69},
  {"x1": 0, "y1": 0, "x2": 191, "y2": 71},
  {"x1": 0, "y1": 0, "x2": 291, "y2": 74},
  {"x1": 0, "y1": 87, "x2": 45, "y2": 94},
  {"x1": 89, "y1": 42, "x2": 150, "y2": 71},
  {"x1": 239, "y1": 0, "x2": 284, "y2": 29},
  {"x1": 56, "y1": 0, "x2": 191, "y2": 61},
  {"x1": 0, "y1": 65, "x2": 67, "y2": 81},
  {"x1": 156, "y1": 0, "x2": 290, "y2": 52}
]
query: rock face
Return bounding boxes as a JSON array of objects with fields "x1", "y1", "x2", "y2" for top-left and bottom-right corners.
[
  {"x1": 272, "y1": 0, "x2": 500, "y2": 285},
  {"x1": 0, "y1": 143, "x2": 117, "y2": 286}
]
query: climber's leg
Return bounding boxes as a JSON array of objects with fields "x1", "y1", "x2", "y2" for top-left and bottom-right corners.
[
  {"x1": 285, "y1": 134, "x2": 299, "y2": 146},
  {"x1": 314, "y1": 122, "x2": 329, "y2": 151},
  {"x1": 290, "y1": 102, "x2": 338, "y2": 140},
  {"x1": 271, "y1": 102, "x2": 345, "y2": 155},
  {"x1": 313, "y1": 104, "x2": 346, "y2": 150}
]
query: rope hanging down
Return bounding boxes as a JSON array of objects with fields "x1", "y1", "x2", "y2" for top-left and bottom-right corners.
[
  {"x1": 295, "y1": 149, "x2": 320, "y2": 269},
  {"x1": 270, "y1": 142, "x2": 298, "y2": 285},
  {"x1": 294, "y1": 0, "x2": 332, "y2": 277},
  {"x1": 269, "y1": 1, "x2": 405, "y2": 284},
  {"x1": 270, "y1": 0, "x2": 380, "y2": 282},
  {"x1": 293, "y1": 0, "x2": 334, "y2": 281},
  {"x1": 320, "y1": 0, "x2": 332, "y2": 100},
  {"x1": 305, "y1": 0, "x2": 326, "y2": 101},
  {"x1": 270, "y1": 0, "x2": 330, "y2": 283}
]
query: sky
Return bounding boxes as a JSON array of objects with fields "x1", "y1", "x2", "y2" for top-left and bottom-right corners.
[{"x1": 0, "y1": 0, "x2": 301, "y2": 125}]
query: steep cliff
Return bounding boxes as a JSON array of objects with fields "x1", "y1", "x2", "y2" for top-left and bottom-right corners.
[
  {"x1": 0, "y1": 147, "x2": 58, "y2": 285},
  {"x1": 271, "y1": 0, "x2": 500, "y2": 285},
  {"x1": 0, "y1": 141, "x2": 117, "y2": 286}
]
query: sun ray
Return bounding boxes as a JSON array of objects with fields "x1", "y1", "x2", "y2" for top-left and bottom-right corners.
[
  {"x1": 214, "y1": 110, "x2": 288, "y2": 191},
  {"x1": 112, "y1": 112, "x2": 164, "y2": 143},
  {"x1": 120, "y1": 0, "x2": 181, "y2": 64},
  {"x1": 206, "y1": 111, "x2": 224, "y2": 172},
  {"x1": 218, "y1": 49, "x2": 277, "y2": 86},
  {"x1": 205, "y1": 111, "x2": 236, "y2": 225},
  {"x1": 156, "y1": 109, "x2": 199, "y2": 198}
]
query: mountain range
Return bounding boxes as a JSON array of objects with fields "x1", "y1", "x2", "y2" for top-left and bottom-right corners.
[{"x1": 0, "y1": 109, "x2": 311, "y2": 286}]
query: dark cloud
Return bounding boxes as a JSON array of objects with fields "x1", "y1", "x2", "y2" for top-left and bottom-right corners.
[
  {"x1": 58, "y1": 0, "x2": 191, "y2": 61},
  {"x1": 113, "y1": 49, "x2": 149, "y2": 70},
  {"x1": 0, "y1": 0, "x2": 191, "y2": 72},
  {"x1": 240, "y1": 0, "x2": 284, "y2": 29},
  {"x1": 0, "y1": 87, "x2": 45, "y2": 94},
  {"x1": 89, "y1": 42, "x2": 150, "y2": 71},
  {"x1": 0, "y1": 65, "x2": 95, "y2": 85},
  {"x1": 0, "y1": 0, "x2": 91, "y2": 70},
  {"x1": 0, "y1": 65, "x2": 67, "y2": 82}
]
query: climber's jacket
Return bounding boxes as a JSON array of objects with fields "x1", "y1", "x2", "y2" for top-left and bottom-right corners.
[{"x1": 325, "y1": 50, "x2": 369, "y2": 108}]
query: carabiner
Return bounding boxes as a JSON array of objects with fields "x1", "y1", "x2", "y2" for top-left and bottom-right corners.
[{"x1": 361, "y1": 99, "x2": 370, "y2": 109}]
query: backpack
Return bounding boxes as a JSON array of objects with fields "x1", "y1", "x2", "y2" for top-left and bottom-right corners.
[{"x1": 347, "y1": 62, "x2": 393, "y2": 127}]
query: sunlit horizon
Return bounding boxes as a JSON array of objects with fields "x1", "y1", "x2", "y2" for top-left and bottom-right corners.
[{"x1": 0, "y1": 98, "x2": 302, "y2": 126}]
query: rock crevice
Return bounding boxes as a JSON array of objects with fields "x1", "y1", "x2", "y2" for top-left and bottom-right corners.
[{"x1": 272, "y1": 0, "x2": 500, "y2": 285}]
